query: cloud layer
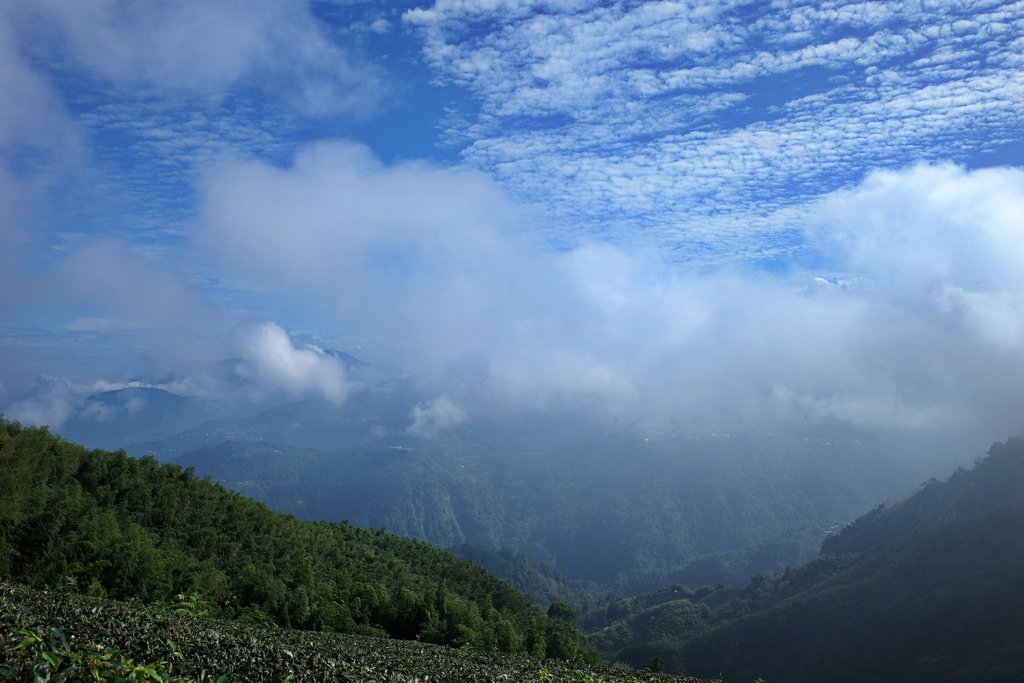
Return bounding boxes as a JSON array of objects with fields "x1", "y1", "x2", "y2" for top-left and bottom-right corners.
[
  {"x1": 193, "y1": 142, "x2": 1024, "y2": 439},
  {"x1": 1, "y1": 0, "x2": 1021, "y2": 454},
  {"x1": 406, "y1": 0, "x2": 1024, "y2": 256}
]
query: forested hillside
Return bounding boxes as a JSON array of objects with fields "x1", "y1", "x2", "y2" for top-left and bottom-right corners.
[
  {"x1": 0, "y1": 419, "x2": 589, "y2": 661},
  {"x1": 128, "y1": 387, "x2": 961, "y2": 591},
  {"x1": 583, "y1": 436, "x2": 1024, "y2": 682}
]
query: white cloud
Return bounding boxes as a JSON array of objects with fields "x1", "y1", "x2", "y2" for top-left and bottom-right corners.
[
  {"x1": 408, "y1": 395, "x2": 468, "y2": 437},
  {"x1": 196, "y1": 139, "x2": 1024, "y2": 438},
  {"x1": 2, "y1": 377, "x2": 154, "y2": 429},
  {"x1": 239, "y1": 322, "x2": 351, "y2": 404},
  {"x1": 407, "y1": 0, "x2": 1024, "y2": 255},
  {"x1": 16, "y1": 0, "x2": 385, "y2": 115},
  {"x1": 809, "y1": 163, "x2": 1024, "y2": 295},
  {"x1": 4, "y1": 378, "x2": 80, "y2": 428},
  {"x1": 0, "y1": 6, "x2": 87, "y2": 300}
]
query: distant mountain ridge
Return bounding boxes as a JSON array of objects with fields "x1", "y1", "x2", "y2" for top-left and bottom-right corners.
[
  {"x1": 134, "y1": 386, "x2": 963, "y2": 590},
  {"x1": 32, "y1": 360, "x2": 980, "y2": 593},
  {"x1": 58, "y1": 387, "x2": 227, "y2": 451},
  {"x1": 589, "y1": 436, "x2": 1024, "y2": 682}
]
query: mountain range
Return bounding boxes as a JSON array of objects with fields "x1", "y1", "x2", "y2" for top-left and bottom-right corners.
[
  {"x1": 583, "y1": 436, "x2": 1024, "y2": 682},
  {"x1": 36, "y1": 358, "x2": 978, "y2": 592}
]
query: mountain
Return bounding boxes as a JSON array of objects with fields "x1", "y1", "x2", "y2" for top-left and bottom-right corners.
[
  {"x1": 585, "y1": 436, "x2": 1024, "y2": 682},
  {"x1": 450, "y1": 544, "x2": 604, "y2": 614},
  {"x1": 57, "y1": 387, "x2": 227, "y2": 451},
  {"x1": 37, "y1": 349, "x2": 379, "y2": 453},
  {"x1": 0, "y1": 418, "x2": 592, "y2": 662},
  {"x1": 130, "y1": 383, "x2": 968, "y2": 590}
]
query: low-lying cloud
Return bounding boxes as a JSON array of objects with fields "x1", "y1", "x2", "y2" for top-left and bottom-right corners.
[
  {"x1": 408, "y1": 396, "x2": 468, "y2": 438},
  {"x1": 3, "y1": 137, "x2": 1022, "y2": 449},
  {"x1": 195, "y1": 147, "x2": 1024, "y2": 442},
  {"x1": 5, "y1": 377, "x2": 164, "y2": 429},
  {"x1": 236, "y1": 322, "x2": 351, "y2": 404}
]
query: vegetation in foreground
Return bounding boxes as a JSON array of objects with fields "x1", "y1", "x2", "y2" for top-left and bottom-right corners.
[
  {"x1": 0, "y1": 581, "x2": 717, "y2": 683},
  {"x1": 0, "y1": 418, "x2": 588, "y2": 661}
]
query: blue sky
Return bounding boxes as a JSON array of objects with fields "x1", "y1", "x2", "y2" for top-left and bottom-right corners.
[{"x1": 1, "y1": 0, "x2": 1023, "y2": 441}]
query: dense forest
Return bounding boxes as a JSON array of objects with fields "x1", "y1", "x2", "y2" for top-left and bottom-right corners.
[
  {"x1": 581, "y1": 436, "x2": 1024, "y2": 682},
  {"x1": 120, "y1": 385, "x2": 963, "y2": 590},
  {"x1": 0, "y1": 418, "x2": 591, "y2": 662}
]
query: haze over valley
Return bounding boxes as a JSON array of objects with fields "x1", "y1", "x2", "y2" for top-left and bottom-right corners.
[{"x1": 2, "y1": 0, "x2": 1023, "y2": 679}]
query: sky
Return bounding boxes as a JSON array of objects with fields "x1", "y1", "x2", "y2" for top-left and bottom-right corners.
[{"x1": 1, "y1": 0, "x2": 1023, "y2": 444}]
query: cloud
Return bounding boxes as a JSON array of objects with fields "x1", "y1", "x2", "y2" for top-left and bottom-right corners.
[
  {"x1": 15, "y1": 0, "x2": 385, "y2": 115},
  {"x1": 408, "y1": 396, "x2": 468, "y2": 437},
  {"x1": 3, "y1": 377, "x2": 156, "y2": 429},
  {"x1": 196, "y1": 139, "x2": 543, "y2": 361},
  {"x1": 0, "y1": 6, "x2": 87, "y2": 300},
  {"x1": 238, "y1": 322, "x2": 351, "y2": 404},
  {"x1": 195, "y1": 144, "x2": 1024, "y2": 440},
  {"x1": 809, "y1": 163, "x2": 1024, "y2": 296},
  {"x1": 3, "y1": 377, "x2": 81, "y2": 428},
  {"x1": 53, "y1": 241, "x2": 221, "y2": 330},
  {"x1": 0, "y1": 0, "x2": 388, "y2": 274},
  {"x1": 406, "y1": 0, "x2": 1024, "y2": 254}
]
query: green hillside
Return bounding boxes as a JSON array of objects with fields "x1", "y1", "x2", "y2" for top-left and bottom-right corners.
[
  {"x1": 0, "y1": 418, "x2": 589, "y2": 661},
  {"x1": 135, "y1": 391, "x2": 951, "y2": 590},
  {"x1": 0, "y1": 581, "x2": 716, "y2": 683},
  {"x1": 584, "y1": 436, "x2": 1024, "y2": 682}
]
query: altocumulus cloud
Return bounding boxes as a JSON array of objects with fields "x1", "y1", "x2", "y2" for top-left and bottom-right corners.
[{"x1": 405, "y1": 0, "x2": 1024, "y2": 253}]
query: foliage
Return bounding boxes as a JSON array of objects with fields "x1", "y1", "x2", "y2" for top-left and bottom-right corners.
[
  {"x1": 130, "y1": 392, "x2": 947, "y2": 590},
  {"x1": 0, "y1": 419, "x2": 587, "y2": 660},
  {"x1": 0, "y1": 581, "x2": 717, "y2": 683},
  {"x1": 450, "y1": 545, "x2": 603, "y2": 614},
  {"x1": 583, "y1": 437, "x2": 1024, "y2": 682}
]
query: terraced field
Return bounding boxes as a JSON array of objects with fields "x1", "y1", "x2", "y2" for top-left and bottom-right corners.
[{"x1": 0, "y1": 582, "x2": 716, "y2": 683}]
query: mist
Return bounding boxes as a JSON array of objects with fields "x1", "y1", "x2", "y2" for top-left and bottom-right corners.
[
  {"x1": 3, "y1": 0, "x2": 1024, "y2": 625},
  {"x1": 5, "y1": 148, "x2": 1022, "y2": 456},
  {"x1": 193, "y1": 150, "x2": 1023, "y2": 442},
  {"x1": 1, "y1": 0, "x2": 1022, "y2": 461}
]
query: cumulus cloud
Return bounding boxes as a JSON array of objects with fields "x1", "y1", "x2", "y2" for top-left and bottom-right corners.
[
  {"x1": 197, "y1": 140, "x2": 546, "y2": 364},
  {"x1": 238, "y1": 322, "x2": 351, "y2": 404},
  {"x1": 408, "y1": 396, "x2": 468, "y2": 438},
  {"x1": 810, "y1": 164, "x2": 1024, "y2": 292},
  {"x1": 195, "y1": 143, "x2": 1024, "y2": 442}
]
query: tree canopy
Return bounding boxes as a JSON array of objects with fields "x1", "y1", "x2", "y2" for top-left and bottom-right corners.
[{"x1": 0, "y1": 418, "x2": 591, "y2": 661}]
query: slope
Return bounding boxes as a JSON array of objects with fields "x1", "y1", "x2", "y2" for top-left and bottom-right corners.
[
  {"x1": 596, "y1": 436, "x2": 1024, "y2": 682},
  {"x1": 1, "y1": 581, "x2": 716, "y2": 683},
  {"x1": 0, "y1": 418, "x2": 588, "y2": 661},
  {"x1": 131, "y1": 386, "x2": 958, "y2": 590}
]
